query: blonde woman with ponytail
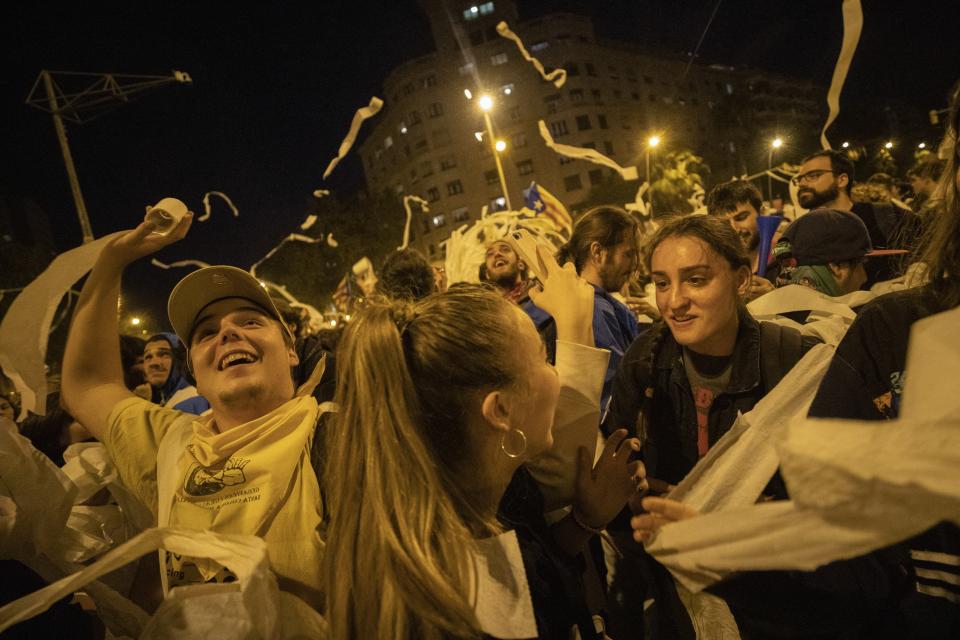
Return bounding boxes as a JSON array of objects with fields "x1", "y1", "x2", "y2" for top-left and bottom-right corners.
[{"x1": 323, "y1": 246, "x2": 646, "y2": 639}]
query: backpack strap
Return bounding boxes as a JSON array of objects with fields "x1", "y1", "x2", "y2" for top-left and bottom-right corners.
[{"x1": 758, "y1": 321, "x2": 804, "y2": 393}]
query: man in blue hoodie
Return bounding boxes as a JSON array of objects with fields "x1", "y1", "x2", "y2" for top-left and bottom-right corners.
[{"x1": 142, "y1": 333, "x2": 210, "y2": 414}]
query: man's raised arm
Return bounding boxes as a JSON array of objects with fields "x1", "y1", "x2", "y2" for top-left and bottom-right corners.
[{"x1": 62, "y1": 212, "x2": 193, "y2": 438}]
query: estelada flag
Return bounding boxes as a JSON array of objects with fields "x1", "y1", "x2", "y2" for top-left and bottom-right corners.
[
  {"x1": 523, "y1": 181, "x2": 573, "y2": 236},
  {"x1": 332, "y1": 273, "x2": 353, "y2": 312}
]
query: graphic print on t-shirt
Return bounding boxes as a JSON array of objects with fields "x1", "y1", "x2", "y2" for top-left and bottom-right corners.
[
  {"x1": 183, "y1": 456, "x2": 249, "y2": 496},
  {"x1": 693, "y1": 386, "x2": 716, "y2": 457}
]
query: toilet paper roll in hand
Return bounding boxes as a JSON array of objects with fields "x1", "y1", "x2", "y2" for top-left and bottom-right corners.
[{"x1": 145, "y1": 198, "x2": 188, "y2": 236}]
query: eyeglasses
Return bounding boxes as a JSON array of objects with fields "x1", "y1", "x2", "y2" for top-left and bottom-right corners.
[{"x1": 791, "y1": 169, "x2": 836, "y2": 186}]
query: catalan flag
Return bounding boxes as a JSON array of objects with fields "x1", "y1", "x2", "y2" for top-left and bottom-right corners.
[{"x1": 524, "y1": 181, "x2": 573, "y2": 236}]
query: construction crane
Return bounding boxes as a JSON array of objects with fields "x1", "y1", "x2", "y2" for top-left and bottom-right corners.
[{"x1": 26, "y1": 70, "x2": 193, "y2": 242}]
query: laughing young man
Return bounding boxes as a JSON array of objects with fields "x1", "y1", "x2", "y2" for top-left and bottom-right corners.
[{"x1": 61, "y1": 213, "x2": 327, "y2": 606}]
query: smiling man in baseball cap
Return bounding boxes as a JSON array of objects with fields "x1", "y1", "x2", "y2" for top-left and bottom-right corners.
[
  {"x1": 773, "y1": 208, "x2": 909, "y2": 296},
  {"x1": 62, "y1": 212, "x2": 327, "y2": 606}
]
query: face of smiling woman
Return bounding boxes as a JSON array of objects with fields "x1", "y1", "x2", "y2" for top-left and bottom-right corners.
[
  {"x1": 650, "y1": 235, "x2": 751, "y2": 356},
  {"x1": 189, "y1": 297, "x2": 299, "y2": 428}
]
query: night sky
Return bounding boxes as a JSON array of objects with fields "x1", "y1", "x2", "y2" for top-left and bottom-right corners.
[{"x1": 5, "y1": 0, "x2": 957, "y2": 329}]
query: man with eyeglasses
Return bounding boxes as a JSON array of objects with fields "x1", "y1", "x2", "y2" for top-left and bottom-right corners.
[{"x1": 793, "y1": 150, "x2": 921, "y2": 284}]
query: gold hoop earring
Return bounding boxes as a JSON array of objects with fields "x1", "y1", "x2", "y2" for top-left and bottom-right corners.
[{"x1": 500, "y1": 429, "x2": 527, "y2": 458}]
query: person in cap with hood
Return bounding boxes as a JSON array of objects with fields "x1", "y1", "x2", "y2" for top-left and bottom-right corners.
[
  {"x1": 141, "y1": 332, "x2": 210, "y2": 414},
  {"x1": 774, "y1": 208, "x2": 908, "y2": 297},
  {"x1": 62, "y1": 211, "x2": 329, "y2": 607}
]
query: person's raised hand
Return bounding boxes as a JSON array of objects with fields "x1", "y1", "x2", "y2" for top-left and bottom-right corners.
[
  {"x1": 630, "y1": 496, "x2": 699, "y2": 544},
  {"x1": 102, "y1": 208, "x2": 194, "y2": 268},
  {"x1": 527, "y1": 243, "x2": 594, "y2": 345},
  {"x1": 573, "y1": 428, "x2": 645, "y2": 530}
]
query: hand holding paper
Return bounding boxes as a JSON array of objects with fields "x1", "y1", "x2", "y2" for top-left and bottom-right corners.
[
  {"x1": 103, "y1": 209, "x2": 194, "y2": 268},
  {"x1": 631, "y1": 497, "x2": 700, "y2": 544}
]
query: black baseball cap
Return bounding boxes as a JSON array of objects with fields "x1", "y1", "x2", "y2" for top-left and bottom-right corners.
[{"x1": 776, "y1": 208, "x2": 907, "y2": 266}]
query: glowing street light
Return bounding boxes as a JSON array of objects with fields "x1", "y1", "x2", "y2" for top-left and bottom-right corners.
[
  {"x1": 647, "y1": 135, "x2": 661, "y2": 149},
  {"x1": 884, "y1": 141, "x2": 894, "y2": 149},
  {"x1": 473, "y1": 93, "x2": 512, "y2": 209},
  {"x1": 841, "y1": 141, "x2": 850, "y2": 148},
  {"x1": 130, "y1": 317, "x2": 141, "y2": 326},
  {"x1": 918, "y1": 142, "x2": 927, "y2": 149},
  {"x1": 768, "y1": 137, "x2": 785, "y2": 200},
  {"x1": 464, "y1": 88, "x2": 473, "y2": 100}
]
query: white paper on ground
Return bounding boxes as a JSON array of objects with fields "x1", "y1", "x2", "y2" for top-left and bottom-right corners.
[
  {"x1": 470, "y1": 530, "x2": 537, "y2": 639},
  {"x1": 537, "y1": 120, "x2": 638, "y2": 181},
  {"x1": 323, "y1": 97, "x2": 384, "y2": 179},
  {"x1": 496, "y1": 21, "x2": 566, "y2": 88},
  {"x1": 0, "y1": 232, "x2": 123, "y2": 418}
]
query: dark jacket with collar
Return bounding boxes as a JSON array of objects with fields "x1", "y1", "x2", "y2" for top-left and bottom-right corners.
[{"x1": 604, "y1": 312, "x2": 819, "y2": 484}]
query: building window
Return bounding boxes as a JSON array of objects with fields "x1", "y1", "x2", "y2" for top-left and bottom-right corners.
[
  {"x1": 512, "y1": 132, "x2": 528, "y2": 148},
  {"x1": 549, "y1": 119, "x2": 569, "y2": 137},
  {"x1": 420, "y1": 160, "x2": 433, "y2": 176},
  {"x1": 408, "y1": 110, "x2": 421, "y2": 125},
  {"x1": 531, "y1": 40, "x2": 549, "y2": 52},
  {"x1": 603, "y1": 141, "x2": 614, "y2": 156},
  {"x1": 567, "y1": 63, "x2": 580, "y2": 77},
  {"x1": 499, "y1": 83, "x2": 515, "y2": 96},
  {"x1": 432, "y1": 214, "x2": 446, "y2": 228},
  {"x1": 591, "y1": 89, "x2": 602, "y2": 103},
  {"x1": 384, "y1": 135, "x2": 393, "y2": 149},
  {"x1": 576, "y1": 114, "x2": 591, "y2": 131},
  {"x1": 399, "y1": 121, "x2": 408, "y2": 134},
  {"x1": 439, "y1": 155, "x2": 457, "y2": 170},
  {"x1": 564, "y1": 174, "x2": 583, "y2": 191},
  {"x1": 447, "y1": 180, "x2": 464, "y2": 195},
  {"x1": 459, "y1": 62, "x2": 476, "y2": 75},
  {"x1": 588, "y1": 169, "x2": 603, "y2": 186},
  {"x1": 414, "y1": 138, "x2": 429, "y2": 153},
  {"x1": 517, "y1": 159, "x2": 534, "y2": 175},
  {"x1": 725, "y1": 83, "x2": 734, "y2": 95},
  {"x1": 585, "y1": 62, "x2": 597, "y2": 77},
  {"x1": 432, "y1": 129, "x2": 451, "y2": 146},
  {"x1": 570, "y1": 88, "x2": 584, "y2": 103},
  {"x1": 420, "y1": 74, "x2": 437, "y2": 88},
  {"x1": 464, "y1": 6, "x2": 479, "y2": 20},
  {"x1": 559, "y1": 156, "x2": 574, "y2": 165},
  {"x1": 484, "y1": 169, "x2": 499, "y2": 185},
  {"x1": 452, "y1": 206, "x2": 470, "y2": 222},
  {"x1": 508, "y1": 105, "x2": 521, "y2": 121},
  {"x1": 426, "y1": 187, "x2": 440, "y2": 202},
  {"x1": 597, "y1": 114, "x2": 608, "y2": 129},
  {"x1": 490, "y1": 196, "x2": 507, "y2": 211},
  {"x1": 428, "y1": 102, "x2": 444, "y2": 118},
  {"x1": 491, "y1": 53, "x2": 508, "y2": 66}
]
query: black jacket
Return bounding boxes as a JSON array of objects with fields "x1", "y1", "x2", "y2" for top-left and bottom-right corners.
[{"x1": 604, "y1": 313, "x2": 820, "y2": 484}]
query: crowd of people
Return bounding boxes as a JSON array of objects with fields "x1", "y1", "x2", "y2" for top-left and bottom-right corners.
[{"x1": 1, "y1": 80, "x2": 958, "y2": 639}]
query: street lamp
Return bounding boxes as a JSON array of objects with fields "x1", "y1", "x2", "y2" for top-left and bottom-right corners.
[
  {"x1": 130, "y1": 317, "x2": 141, "y2": 326},
  {"x1": 884, "y1": 141, "x2": 894, "y2": 150},
  {"x1": 645, "y1": 135, "x2": 660, "y2": 184},
  {"x1": 918, "y1": 142, "x2": 926, "y2": 149},
  {"x1": 476, "y1": 94, "x2": 512, "y2": 210},
  {"x1": 767, "y1": 137, "x2": 783, "y2": 200}
]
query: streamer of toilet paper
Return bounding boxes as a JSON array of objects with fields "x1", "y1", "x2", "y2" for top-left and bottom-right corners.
[
  {"x1": 538, "y1": 120, "x2": 639, "y2": 181},
  {"x1": 399, "y1": 195, "x2": 429, "y2": 251},
  {"x1": 0, "y1": 233, "x2": 123, "y2": 418},
  {"x1": 323, "y1": 97, "x2": 384, "y2": 179},
  {"x1": 199, "y1": 191, "x2": 239, "y2": 222},
  {"x1": 495, "y1": 21, "x2": 566, "y2": 88},
  {"x1": 150, "y1": 258, "x2": 212, "y2": 270},
  {"x1": 249, "y1": 234, "x2": 325, "y2": 279},
  {"x1": 820, "y1": 0, "x2": 863, "y2": 149},
  {"x1": 300, "y1": 215, "x2": 318, "y2": 230}
]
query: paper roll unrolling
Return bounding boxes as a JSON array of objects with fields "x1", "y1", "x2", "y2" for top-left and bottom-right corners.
[
  {"x1": 820, "y1": 0, "x2": 863, "y2": 149},
  {"x1": 399, "y1": 195, "x2": 429, "y2": 250},
  {"x1": 0, "y1": 232, "x2": 123, "y2": 418},
  {"x1": 199, "y1": 191, "x2": 239, "y2": 222},
  {"x1": 323, "y1": 97, "x2": 384, "y2": 180},
  {"x1": 496, "y1": 21, "x2": 566, "y2": 89},
  {"x1": 145, "y1": 197, "x2": 188, "y2": 235},
  {"x1": 538, "y1": 120, "x2": 639, "y2": 181}
]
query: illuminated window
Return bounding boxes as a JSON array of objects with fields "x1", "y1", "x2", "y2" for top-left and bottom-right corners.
[
  {"x1": 530, "y1": 41, "x2": 549, "y2": 52},
  {"x1": 499, "y1": 83, "x2": 515, "y2": 96},
  {"x1": 479, "y1": 2, "x2": 495, "y2": 15},
  {"x1": 432, "y1": 214, "x2": 446, "y2": 227},
  {"x1": 459, "y1": 62, "x2": 475, "y2": 75},
  {"x1": 463, "y1": 5, "x2": 479, "y2": 20},
  {"x1": 384, "y1": 136, "x2": 393, "y2": 149},
  {"x1": 491, "y1": 53, "x2": 508, "y2": 66}
]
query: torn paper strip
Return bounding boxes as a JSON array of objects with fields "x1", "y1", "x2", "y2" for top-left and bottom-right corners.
[
  {"x1": 151, "y1": 258, "x2": 211, "y2": 271},
  {"x1": 312, "y1": 189, "x2": 330, "y2": 199},
  {"x1": 538, "y1": 120, "x2": 638, "y2": 180},
  {"x1": 323, "y1": 97, "x2": 384, "y2": 179},
  {"x1": 199, "y1": 191, "x2": 239, "y2": 222},
  {"x1": 326, "y1": 233, "x2": 338, "y2": 247},
  {"x1": 399, "y1": 195, "x2": 429, "y2": 250},
  {"x1": 820, "y1": 0, "x2": 863, "y2": 149},
  {"x1": 0, "y1": 232, "x2": 122, "y2": 418},
  {"x1": 496, "y1": 21, "x2": 566, "y2": 88},
  {"x1": 300, "y1": 214, "x2": 318, "y2": 230},
  {"x1": 249, "y1": 233, "x2": 324, "y2": 279}
]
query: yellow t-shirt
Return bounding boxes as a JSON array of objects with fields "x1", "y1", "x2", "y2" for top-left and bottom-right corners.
[{"x1": 105, "y1": 395, "x2": 325, "y2": 606}]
